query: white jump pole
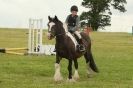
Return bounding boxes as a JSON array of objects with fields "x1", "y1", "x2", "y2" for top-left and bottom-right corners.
[
  {"x1": 28, "y1": 18, "x2": 43, "y2": 54},
  {"x1": 32, "y1": 20, "x2": 35, "y2": 53},
  {"x1": 38, "y1": 19, "x2": 43, "y2": 52},
  {"x1": 132, "y1": 26, "x2": 133, "y2": 35},
  {"x1": 35, "y1": 20, "x2": 38, "y2": 52},
  {"x1": 28, "y1": 19, "x2": 32, "y2": 54},
  {"x1": 39, "y1": 19, "x2": 43, "y2": 47}
]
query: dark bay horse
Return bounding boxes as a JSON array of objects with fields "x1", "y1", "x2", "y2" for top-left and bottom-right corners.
[{"x1": 47, "y1": 16, "x2": 98, "y2": 82}]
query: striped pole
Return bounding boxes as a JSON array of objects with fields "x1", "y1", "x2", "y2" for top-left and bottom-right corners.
[{"x1": 0, "y1": 48, "x2": 27, "y2": 55}]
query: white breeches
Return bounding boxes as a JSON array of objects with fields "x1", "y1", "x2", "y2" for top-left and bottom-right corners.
[{"x1": 74, "y1": 31, "x2": 81, "y2": 39}]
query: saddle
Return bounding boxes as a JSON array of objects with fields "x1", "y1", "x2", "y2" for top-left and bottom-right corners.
[{"x1": 71, "y1": 33, "x2": 85, "y2": 52}]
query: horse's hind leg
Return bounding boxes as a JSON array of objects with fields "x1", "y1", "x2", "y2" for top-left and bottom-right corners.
[
  {"x1": 84, "y1": 52, "x2": 99, "y2": 77},
  {"x1": 68, "y1": 59, "x2": 72, "y2": 79},
  {"x1": 73, "y1": 59, "x2": 79, "y2": 80},
  {"x1": 84, "y1": 52, "x2": 93, "y2": 77},
  {"x1": 54, "y1": 55, "x2": 63, "y2": 82}
]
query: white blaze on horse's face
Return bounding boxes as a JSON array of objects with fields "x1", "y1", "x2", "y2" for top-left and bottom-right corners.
[
  {"x1": 48, "y1": 22, "x2": 55, "y2": 32},
  {"x1": 47, "y1": 22, "x2": 55, "y2": 40}
]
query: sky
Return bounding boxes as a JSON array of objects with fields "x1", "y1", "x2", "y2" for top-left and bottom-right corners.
[{"x1": 0, "y1": 0, "x2": 133, "y2": 33}]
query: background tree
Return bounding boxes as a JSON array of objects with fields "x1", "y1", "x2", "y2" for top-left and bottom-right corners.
[{"x1": 80, "y1": 0, "x2": 127, "y2": 31}]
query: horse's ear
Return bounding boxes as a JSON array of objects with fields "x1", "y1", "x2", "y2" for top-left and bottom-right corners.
[
  {"x1": 48, "y1": 16, "x2": 52, "y2": 21},
  {"x1": 54, "y1": 15, "x2": 59, "y2": 21}
]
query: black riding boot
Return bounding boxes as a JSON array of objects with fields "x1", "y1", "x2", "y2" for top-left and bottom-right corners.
[{"x1": 78, "y1": 39, "x2": 85, "y2": 52}]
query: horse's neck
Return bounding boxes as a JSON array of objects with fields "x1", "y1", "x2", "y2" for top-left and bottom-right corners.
[
  {"x1": 56, "y1": 35, "x2": 66, "y2": 43},
  {"x1": 56, "y1": 23, "x2": 68, "y2": 43}
]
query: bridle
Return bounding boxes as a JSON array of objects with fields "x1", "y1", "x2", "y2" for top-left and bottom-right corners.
[{"x1": 48, "y1": 25, "x2": 68, "y2": 37}]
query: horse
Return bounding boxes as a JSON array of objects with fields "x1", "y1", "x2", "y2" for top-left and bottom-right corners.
[{"x1": 47, "y1": 16, "x2": 99, "y2": 82}]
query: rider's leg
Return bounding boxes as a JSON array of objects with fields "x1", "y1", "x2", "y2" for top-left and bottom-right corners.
[
  {"x1": 74, "y1": 31, "x2": 85, "y2": 52},
  {"x1": 74, "y1": 31, "x2": 82, "y2": 43}
]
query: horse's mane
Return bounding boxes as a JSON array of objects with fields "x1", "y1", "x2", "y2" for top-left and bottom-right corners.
[{"x1": 63, "y1": 23, "x2": 68, "y2": 32}]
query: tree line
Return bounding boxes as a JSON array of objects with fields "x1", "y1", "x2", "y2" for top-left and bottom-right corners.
[{"x1": 80, "y1": 0, "x2": 127, "y2": 31}]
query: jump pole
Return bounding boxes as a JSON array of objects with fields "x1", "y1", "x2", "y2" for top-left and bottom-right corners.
[
  {"x1": 132, "y1": 26, "x2": 133, "y2": 36},
  {"x1": 28, "y1": 18, "x2": 43, "y2": 54},
  {"x1": 0, "y1": 48, "x2": 27, "y2": 55},
  {"x1": 6, "y1": 51, "x2": 25, "y2": 55}
]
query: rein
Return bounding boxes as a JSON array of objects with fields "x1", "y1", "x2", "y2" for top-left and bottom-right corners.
[{"x1": 55, "y1": 32, "x2": 68, "y2": 37}]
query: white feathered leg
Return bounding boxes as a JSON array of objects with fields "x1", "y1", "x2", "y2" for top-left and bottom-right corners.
[
  {"x1": 54, "y1": 63, "x2": 63, "y2": 82},
  {"x1": 73, "y1": 70, "x2": 79, "y2": 80},
  {"x1": 86, "y1": 62, "x2": 93, "y2": 78}
]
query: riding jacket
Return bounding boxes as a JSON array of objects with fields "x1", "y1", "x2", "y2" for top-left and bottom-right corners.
[{"x1": 65, "y1": 14, "x2": 80, "y2": 33}]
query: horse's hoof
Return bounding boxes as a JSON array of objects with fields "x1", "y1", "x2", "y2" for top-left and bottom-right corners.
[
  {"x1": 66, "y1": 78, "x2": 76, "y2": 83},
  {"x1": 73, "y1": 76, "x2": 79, "y2": 80},
  {"x1": 73, "y1": 70, "x2": 80, "y2": 80},
  {"x1": 73, "y1": 75, "x2": 79, "y2": 80},
  {"x1": 54, "y1": 78, "x2": 63, "y2": 82},
  {"x1": 54, "y1": 76, "x2": 63, "y2": 82}
]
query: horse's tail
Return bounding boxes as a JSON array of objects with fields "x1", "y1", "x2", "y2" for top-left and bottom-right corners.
[{"x1": 84, "y1": 51, "x2": 99, "y2": 73}]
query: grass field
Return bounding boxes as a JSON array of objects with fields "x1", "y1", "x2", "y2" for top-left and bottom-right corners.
[{"x1": 0, "y1": 28, "x2": 133, "y2": 88}]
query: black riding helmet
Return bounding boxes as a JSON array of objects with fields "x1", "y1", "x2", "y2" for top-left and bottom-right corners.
[{"x1": 71, "y1": 5, "x2": 78, "y2": 12}]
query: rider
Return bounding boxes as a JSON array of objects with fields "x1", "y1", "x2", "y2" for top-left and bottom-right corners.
[{"x1": 65, "y1": 5, "x2": 85, "y2": 52}]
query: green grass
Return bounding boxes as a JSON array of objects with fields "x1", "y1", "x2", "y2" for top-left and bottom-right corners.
[{"x1": 0, "y1": 28, "x2": 133, "y2": 88}]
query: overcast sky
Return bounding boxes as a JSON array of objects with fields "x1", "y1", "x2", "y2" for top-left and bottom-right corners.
[{"x1": 0, "y1": 0, "x2": 133, "y2": 32}]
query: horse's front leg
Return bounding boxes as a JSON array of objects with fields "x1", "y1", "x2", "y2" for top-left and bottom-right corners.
[
  {"x1": 54, "y1": 55, "x2": 63, "y2": 82},
  {"x1": 67, "y1": 59, "x2": 75, "y2": 82}
]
